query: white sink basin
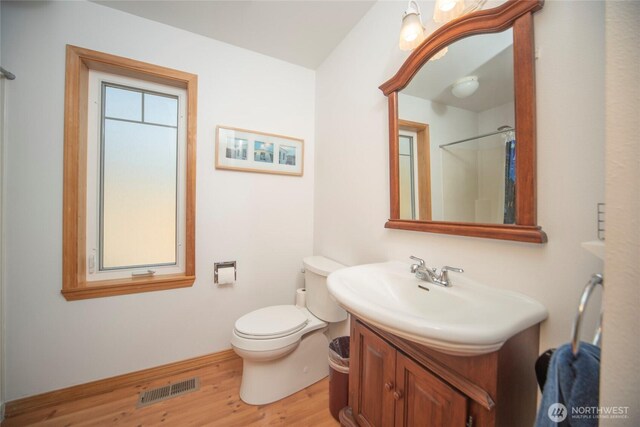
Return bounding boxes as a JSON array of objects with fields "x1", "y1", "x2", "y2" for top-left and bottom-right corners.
[{"x1": 327, "y1": 261, "x2": 547, "y2": 356}]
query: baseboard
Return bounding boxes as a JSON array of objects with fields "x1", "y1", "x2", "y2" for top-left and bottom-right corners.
[{"x1": 4, "y1": 348, "x2": 238, "y2": 419}]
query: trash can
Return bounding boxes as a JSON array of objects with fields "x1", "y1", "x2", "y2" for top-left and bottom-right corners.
[{"x1": 328, "y1": 336, "x2": 350, "y2": 421}]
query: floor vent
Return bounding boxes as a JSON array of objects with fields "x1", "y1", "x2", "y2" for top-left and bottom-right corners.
[{"x1": 137, "y1": 377, "x2": 200, "y2": 407}]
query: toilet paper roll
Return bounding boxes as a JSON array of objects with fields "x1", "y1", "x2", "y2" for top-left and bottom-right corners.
[
  {"x1": 295, "y1": 288, "x2": 307, "y2": 308},
  {"x1": 216, "y1": 266, "x2": 235, "y2": 285}
]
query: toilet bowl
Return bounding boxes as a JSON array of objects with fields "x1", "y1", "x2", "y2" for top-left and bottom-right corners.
[
  {"x1": 231, "y1": 305, "x2": 329, "y2": 404},
  {"x1": 231, "y1": 256, "x2": 346, "y2": 405}
]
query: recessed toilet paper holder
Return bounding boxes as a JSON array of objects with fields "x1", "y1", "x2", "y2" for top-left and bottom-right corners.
[{"x1": 214, "y1": 261, "x2": 236, "y2": 284}]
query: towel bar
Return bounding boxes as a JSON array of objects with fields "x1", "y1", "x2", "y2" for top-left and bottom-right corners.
[{"x1": 571, "y1": 274, "x2": 603, "y2": 355}]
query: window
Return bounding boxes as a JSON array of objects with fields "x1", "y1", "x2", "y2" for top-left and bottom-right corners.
[
  {"x1": 63, "y1": 46, "x2": 197, "y2": 300},
  {"x1": 399, "y1": 130, "x2": 418, "y2": 220},
  {"x1": 87, "y1": 75, "x2": 186, "y2": 281}
]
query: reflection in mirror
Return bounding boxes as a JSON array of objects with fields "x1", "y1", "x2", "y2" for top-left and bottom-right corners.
[
  {"x1": 399, "y1": 130, "x2": 417, "y2": 219},
  {"x1": 398, "y1": 29, "x2": 515, "y2": 224},
  {"x1": 399, "y1": 120, "x2": 431, "y2": 220}
]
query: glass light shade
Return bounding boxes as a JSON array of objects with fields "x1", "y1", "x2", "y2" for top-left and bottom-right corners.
[
  {"x1": 451, "y1": 76, "x2": 479, "y2": 98},
  {"x1": 429, "y1": 46, "x2": 449, "y2": 61},
  {"x1": 399, "y1": 12, "x2": 425, "y2": 51},
  {"x1": 433, "y1": 0, "x2": 466, "y2": 24}
]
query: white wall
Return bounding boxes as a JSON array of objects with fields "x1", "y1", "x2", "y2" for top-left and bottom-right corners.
[
  {"x1": 315, "y1": 0, "x2": 604, "y2": 360},
  {"x1": 478, "y1": 101, "x2": 515, "y2": 135},
  {"x1": 601, "y1": 2, "x2": 640, "y2": 424},
  {"x1": 1, "y1": 1, "x2": 315, "y2": 400},
  {"x1": 0, "y1": 77, "x2": 5, "y2": 419},
  {"x1": 442, "y1": 144, "x2": 479, "y2": 222},
  {"x1": 0, "y1": 2, "x2": 5, "y2": 416}
]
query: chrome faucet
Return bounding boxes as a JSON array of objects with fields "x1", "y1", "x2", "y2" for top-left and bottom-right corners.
[{"x1": 409, "y1": 256, "x2": 463, "y2": 287}]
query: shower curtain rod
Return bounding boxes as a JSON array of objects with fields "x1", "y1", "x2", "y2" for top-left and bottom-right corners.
[
  {"x1": 439, "y1": 127, "x2": 513, "y2": 148},
  {"x1": 0, "y1": 67, "x2": 15, "y2": 80}
]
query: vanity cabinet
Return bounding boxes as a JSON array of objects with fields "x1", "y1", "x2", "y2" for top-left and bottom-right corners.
[
  {"x1": 395, "y1": 354, "x2": 468, "y2": 426},
  {"x1": 341, "y1": 318, "x2": 540, "y2": 427}
]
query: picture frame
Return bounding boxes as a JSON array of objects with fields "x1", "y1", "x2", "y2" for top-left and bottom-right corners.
[{"x1": 215, "y1": 126, "x2": 304, "y2": 176}]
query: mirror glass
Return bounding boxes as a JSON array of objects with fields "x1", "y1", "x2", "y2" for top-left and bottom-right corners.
[{"x1": 398, "y1": 29, "x2": 515, "y2": 224}]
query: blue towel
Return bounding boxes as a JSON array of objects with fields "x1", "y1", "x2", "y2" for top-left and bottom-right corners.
[{"x1": 535, "y1": 342, "x2": 601, "y2": 427}]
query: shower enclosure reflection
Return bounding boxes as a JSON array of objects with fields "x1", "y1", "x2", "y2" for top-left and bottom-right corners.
[{"x1": 438, "y1": 126, "x2": 516, "y2": 224}]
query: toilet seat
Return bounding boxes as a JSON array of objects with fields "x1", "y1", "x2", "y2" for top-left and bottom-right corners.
[
  {"x1": 234, "y1": 305, "x2": 309, "y2": 340},
  {"x1": 231, "y1": 306, "x2": 327, "y2": 353}
]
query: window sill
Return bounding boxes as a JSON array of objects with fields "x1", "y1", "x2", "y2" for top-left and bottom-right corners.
[{"x1": 61, "y1": 274, "x2": 195, "y2": 301}]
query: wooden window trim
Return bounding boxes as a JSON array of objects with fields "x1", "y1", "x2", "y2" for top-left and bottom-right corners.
[
  {"x1": 398, "y1": 119, "x2": 431, "y2": 221},
  {"x1": 62, "y1": 45, "x2": 197, "y2": 301}
]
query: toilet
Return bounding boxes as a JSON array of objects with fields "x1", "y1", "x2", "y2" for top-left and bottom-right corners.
[{"x1": 231, "y1": 256, "x2": 347, "y2": 405}]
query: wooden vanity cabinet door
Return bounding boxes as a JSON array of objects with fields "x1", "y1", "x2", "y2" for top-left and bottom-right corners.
[
  {"x1": 352, "y1": 322, "x2": 397, "y2": 427},
  {"x1": 394, "y1": 353, "x2": 468, "y2": 427}
]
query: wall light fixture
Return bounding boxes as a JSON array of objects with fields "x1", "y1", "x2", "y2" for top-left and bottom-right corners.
[
  {"x1": 433, "y1": 0, "x2": 466, "y2": 24},
  {"x1": 399, "y1": 1, "x2": 425, "y2": 51}
]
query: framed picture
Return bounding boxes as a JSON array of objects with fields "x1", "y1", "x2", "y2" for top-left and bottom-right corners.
[{"x1": 215, "y1": 126, "x2": 304, "y2": 176}]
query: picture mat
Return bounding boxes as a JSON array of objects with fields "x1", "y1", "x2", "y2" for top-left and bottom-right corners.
[{"x1": 215, "y1": 126, "x2": 304, "y2": 176}]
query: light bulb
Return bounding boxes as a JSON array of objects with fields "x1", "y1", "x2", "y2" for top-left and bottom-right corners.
[
  {"x1": 438, "y1": 0, "x2": 458, "y2": 12},
  {"x1": 429, "y1": 47, "x2": 449, "y2": 61},
  {"x1": 399, "y1": 11, "x2": 425, "y2": 51}
]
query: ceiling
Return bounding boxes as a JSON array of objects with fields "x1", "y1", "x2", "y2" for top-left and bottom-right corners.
[
  {"x1": 402, "y1": 29, "x2": 514, "y2": 112},
  {"x1": 92, "y1": 0, "x2": 376, "y2": 70}
]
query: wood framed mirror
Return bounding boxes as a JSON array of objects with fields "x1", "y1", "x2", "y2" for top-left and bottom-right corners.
[{"x1": 380, "y1": 0, "x2": 546, "y2": 243}]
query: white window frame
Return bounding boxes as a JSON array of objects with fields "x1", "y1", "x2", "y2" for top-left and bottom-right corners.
[
  {"x1": 399, "y1": 128, "x2": 421, "y2": 219},
  {"x1": 86, "y1": 70, "x2": 187, "y2": 282}
]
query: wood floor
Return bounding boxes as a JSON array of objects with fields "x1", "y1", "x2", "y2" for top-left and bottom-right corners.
[{"x1": 2, "y1": 356, "x2": 340, "y2": 426}]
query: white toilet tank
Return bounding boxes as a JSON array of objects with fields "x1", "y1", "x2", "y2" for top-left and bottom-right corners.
[{"x1": 303, "y1": 256, "x2": 347, "y2": 322}]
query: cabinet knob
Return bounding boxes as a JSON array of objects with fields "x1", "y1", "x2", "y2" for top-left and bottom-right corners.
[
  {"x1": 384, "y1": 382, "x2": 394, "y2": 391},
  {"x1": 393, "y1": 390, "x2": 404, "y2": 400}
]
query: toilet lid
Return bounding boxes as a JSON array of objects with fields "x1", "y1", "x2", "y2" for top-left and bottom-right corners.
[{"x1": 234, "y1": 305, "x2": 309, "y2": 339}]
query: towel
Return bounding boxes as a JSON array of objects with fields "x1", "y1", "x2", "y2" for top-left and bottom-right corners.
[{"x1": 535, "y1": 342, "x2": 600, "y2": 427}]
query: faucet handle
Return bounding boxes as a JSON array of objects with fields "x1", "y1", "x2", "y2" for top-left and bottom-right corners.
[
  {"x1": 441, "y1": 266, "x2": 463, "y2": 273},
  {"x1": 440, "y1": 266, "x2": 464, "y2": 287},
  {"x1": 409, "y1": 256, "x2": 425, "y2": 266}
]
